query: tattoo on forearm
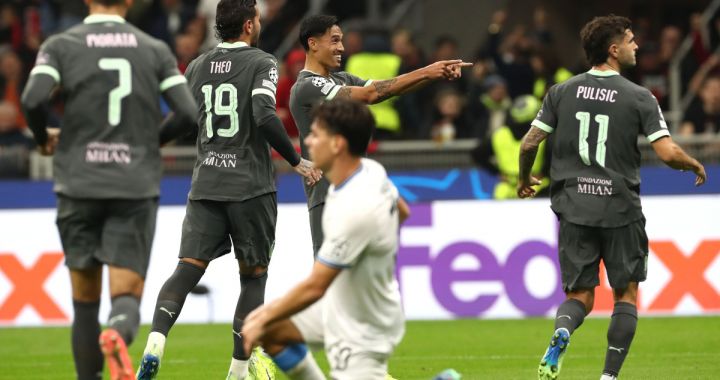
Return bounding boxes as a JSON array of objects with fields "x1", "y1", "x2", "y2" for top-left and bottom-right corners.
[
  {"x1": 518, "y1": 127, "x2": 548, "y2": 180},
  {"x1": 373, "y1": 79, "x2": 397, "y2": 102},
  {"x1": 335, "y1": 86, "x2": 352, "y2": 100}
]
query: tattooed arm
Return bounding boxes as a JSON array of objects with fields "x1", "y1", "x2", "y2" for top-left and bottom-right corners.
[
  {"x1": 334, "y1": 60, "x2": 472, "y2": 104},
  {"x1": 517, "y1": 126, "x2": 549, "y2": 198}
]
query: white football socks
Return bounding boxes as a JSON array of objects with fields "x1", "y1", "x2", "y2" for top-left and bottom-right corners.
[
  {"x1": 226, "y1": 358, "x2": 249, "y2": 380},
  {"x1": 285, "y1": 351, "x2": 324, "y2": 380},
  {"x1": 143, "y1": 331, "x2": 166, "y2": 359}
]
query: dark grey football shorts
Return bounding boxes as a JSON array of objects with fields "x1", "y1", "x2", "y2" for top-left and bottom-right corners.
[
  {"x1": 558, "y1": 216, "x2": 648, "y2": 292},
  {"x1": 308, "y1": 202, "x2": 324, "y2": 256},
  {"x1": 179, "y1": 193, "x2": 277, "y2": 266},
  {"x1": 55, "y1": 194, "x2": 158, "y2": 278}
]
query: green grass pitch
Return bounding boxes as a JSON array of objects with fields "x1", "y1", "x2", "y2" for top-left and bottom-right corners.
[{"x1": 1, "y1": 317, "x2": 718, "y2": 379}]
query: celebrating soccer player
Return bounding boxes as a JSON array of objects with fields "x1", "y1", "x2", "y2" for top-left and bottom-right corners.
[
  {"x1": 135, "y1": 1, "x2": 320, "y2": 379},
  {"x1": 517, "y1": 14, "x2": 706, "y2": 380},
  {"x1": 290, "y1": 14, "x2": 471, "y2": 255}
]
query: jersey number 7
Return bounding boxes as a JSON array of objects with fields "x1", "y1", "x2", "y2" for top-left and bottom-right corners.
[
  {"x1": 98, "y1": 58, "x2": 132, "y2": 127},
  {"x1": 575, "y1": 111, "x2": 609, "y2": 167}
]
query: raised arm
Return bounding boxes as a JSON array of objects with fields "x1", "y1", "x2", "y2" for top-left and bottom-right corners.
[
  {"x1": 517, "y1": 126, "x2": 549, "y2": 198},
  {"x1": 651, "y1": 136, "x2": 706, "y2": 186},
  {"x1": 334, "y1": 60, "x2": 472, "y2": 104}
]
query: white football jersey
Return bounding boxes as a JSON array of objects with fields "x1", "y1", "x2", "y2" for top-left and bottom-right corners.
[{"x1": 317, "y1": 158, "x2": 405, "y2": 354}]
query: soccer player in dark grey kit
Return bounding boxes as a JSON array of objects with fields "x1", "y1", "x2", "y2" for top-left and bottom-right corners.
[
  {"x1": 20, "y1": 0, "x2": 196, "y2": 379},
  {"x1": 517, "y1": 15, "x2": 706, "y2": 380},
  {"x1": 135, "y1": 1, "x2": 320, "y2": 379},
  {"x1": 290, "y1": 15, "x2": 470, "y2": 255}
]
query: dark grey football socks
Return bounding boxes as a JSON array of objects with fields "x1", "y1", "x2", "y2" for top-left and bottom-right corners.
[
  {"x1": 603, "y1": 302, "x2": 638, "y2": 377},
  {"x1": 554, "y1": 298, "x2": 587, "y2": 334},
  {"x1": 232, "y1": 272, "x2": 268, "y2": 360},
  {"x1": 151, "y1": 261, "x2": 205, "y2": 336},
  {"x1": 107, "y1": 294, "x2": 140, "y2": 345},
  {"x1": 72, "y1": 300, "x2": 103, "y2": 380}
]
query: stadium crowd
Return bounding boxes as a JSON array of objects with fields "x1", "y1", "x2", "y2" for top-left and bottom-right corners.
[{"x1": 0, "y1": 0, "x2": 718, "y2": 178}]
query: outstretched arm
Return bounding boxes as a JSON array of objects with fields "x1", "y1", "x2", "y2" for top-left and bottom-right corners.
[
  {"x1": 651, "y1": 136, "x2": 706, "y2": 186},
  {"x1": 334, "y1": 60, "x2": 472, "y2": 104},
  {"x1": 518, "y1": 126, "x2": 549, "y2": 198}
]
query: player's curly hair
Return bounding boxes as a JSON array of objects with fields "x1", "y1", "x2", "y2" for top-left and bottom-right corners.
[
  {"x1": 580, "y1": 14, "x2": 632, "y2": 66},
  {"x1": 215, "y1": 0, "x2": 257, "y2": 42},
  {"x1": 311, "y1": 99, "x2": 376, "y2": 157},
  {"x1": 299, "y1": 15, "x2": 338, "y2": 51}
]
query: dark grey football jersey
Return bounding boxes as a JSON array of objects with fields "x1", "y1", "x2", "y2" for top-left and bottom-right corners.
[
  {"x1": 29, "y1": 15, "x2": 185, "y2": 199},
  {"x1": 185, "y1": 41, "x2": 280, "y2": 202},
  {"x1": 532, "y1": 69, "x2": 670, "y2": 227},
  {"x1": 290, "y1": 70, "x2": 369, "y2": 208}
]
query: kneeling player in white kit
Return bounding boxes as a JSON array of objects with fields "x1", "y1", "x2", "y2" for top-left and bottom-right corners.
[{"x1": 242, "y1": 98, "x2": 409, "y2": 379}]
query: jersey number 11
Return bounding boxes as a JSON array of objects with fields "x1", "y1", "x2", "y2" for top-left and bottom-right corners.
[{"x1": 575, "y1": 111, "x2": 609, "y2": 167}]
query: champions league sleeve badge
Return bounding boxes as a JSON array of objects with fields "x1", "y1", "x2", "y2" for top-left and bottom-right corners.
[{"x1": 312, "y1": 76, "x2": 328, "y2": 87}]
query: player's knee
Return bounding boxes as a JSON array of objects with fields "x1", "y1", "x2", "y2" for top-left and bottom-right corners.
[
  {"x1": 567, "y1": 289, "x2": 594, "y2": 314},
  {"x1": 612, "y1": 283, "x2": 638, "y2": 304},
  {"x1": 180, "y1": 257, "x2": 209, "y2": 270},
  {"x1": 239, "y1": 264, "x2": 268, "y2": 277}
]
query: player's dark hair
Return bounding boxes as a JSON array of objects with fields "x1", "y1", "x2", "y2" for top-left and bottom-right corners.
[
  {"x1": 312, "y1": 99, "x2": 375, "y2": 157},
  {"x1": 298, "y1": 15, "x2": 338, "y2": 51},
  {"x1": 215, "y1": 0, "x2": 257, "y2": 42},
  {"x1": 580, "y1": 14, "x2": 632, "y2": 66}
]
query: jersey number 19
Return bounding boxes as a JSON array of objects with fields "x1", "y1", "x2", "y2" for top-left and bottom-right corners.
[
  {"x1": 575, "y1": 111, "x2": 609, "y2": 167},
  {"x1": 201, "y1": 84, "x2": 240, "y2": 138}
]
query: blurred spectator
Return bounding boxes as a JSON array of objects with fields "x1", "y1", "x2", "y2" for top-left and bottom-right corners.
[
  {"x1": 50, "y1": 0, "x2": 86, "y2": 32},
  {"x1": 681, "y1": 74, "x2": 720, "y2": 135},
  {"x1": 339, "y1": 27, "x2": 363, "y2": 70},
  {"x1": 141, "y1": 0, "x2": 197, "y2": 50},
  {"x1": 0, "y1": 50, "x2": 26, "y2": 128},
  {"x1": 0, "y1": 101, "x2": 34, "y2": 178},
  {"x1": 175, "y1": 33, "x2": 200, "y2": 73},
  {"x1": 346, "y1": 29, "x2": 402, "y2": 139},
  {"x1": 277, "y1": 48, "x2": 305, "y2": 138},
  {"x1": 471, "y1": 95, "x2": 549, "y2": 199},
  {"x1": 392, "y1": 29, "x2": 425, "y2": 138},
  {"x1": 0, "y1": 3, "x2": 22, "y2": 49},
  {"x1": 530, "y1": 48, "x2": 572, "y2": 100},
  {"x1": 426, "y1": 89, "x2": 472, "y2": 143},
  {"x1": 467, "y1": 74, "x2": 511, "y2": 138},
  {"x1": 195, "y1": 0, "x2": 219, "y2": 51},
  {"x1": 479, "y1": 10, "x2": 535, "y2": 98}
]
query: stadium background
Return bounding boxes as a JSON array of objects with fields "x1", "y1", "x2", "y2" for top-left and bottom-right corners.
[{"x1": 0, "y1": 0, "x2": 718, "y2": 378}]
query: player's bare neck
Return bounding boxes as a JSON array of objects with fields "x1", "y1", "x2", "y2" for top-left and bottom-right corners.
[
  {"x1": 304, "y1": 56, "x2": 330, "y2": 77},
  {"x1": 595, "y1": 61, "x2": 620, "y2": 73},
  {"x1": 224, "y1": 35, "x2": 252, "y2": 46},
  {"x1": 88, "y1": 5, "x2": 127, "y2": 17}
]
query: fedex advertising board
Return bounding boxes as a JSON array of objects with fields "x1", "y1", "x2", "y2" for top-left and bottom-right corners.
[{"x1": 0, "y1": 195, "x2": 718, "y2": 326}]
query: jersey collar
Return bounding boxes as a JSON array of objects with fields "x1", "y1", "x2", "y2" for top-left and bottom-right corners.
[
  {"x1": 218, "y1": 41, "x2": 249, "y2": 49},
  {"x1": 587, "y1": 68, "x2": 619, "y2": 77},
  {"x1": 334, "y1": 163, "x2": 364, "y2": 192},
  {"x1": 84, "y1": 15, "x2": 126, "y2": 24}
]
